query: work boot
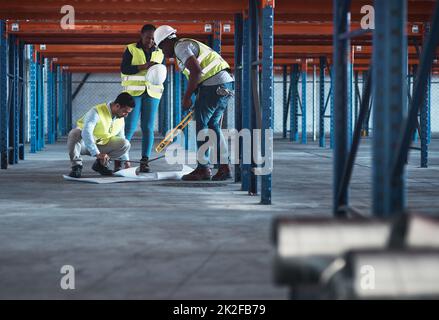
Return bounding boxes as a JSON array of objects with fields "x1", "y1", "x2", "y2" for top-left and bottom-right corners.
[
  {"x1": 114, "y1": 160, "x2": 131, "y2": 172},
  {"x1": 212, "y1": 164, "x2": 232, "y2": 181},
  {"x1": 92, "y1": 159, "x2": 113, "y2": 176},
  {"x1": 139, "y1": 157, "x2": 150, "y2": 173},
  {"x1": 68, "y1": 165, "x2": 83, "y2": 178},
  {"x1": 182, "y1": 167, "x2": 212, "y2": 181}
]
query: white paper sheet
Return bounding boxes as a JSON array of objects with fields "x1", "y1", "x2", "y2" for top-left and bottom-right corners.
[{"x1": 63, "y1": 165, "x2": 193, "y2": 184}]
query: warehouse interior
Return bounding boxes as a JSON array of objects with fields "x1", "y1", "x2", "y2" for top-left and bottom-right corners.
[{"x1": 1, "y1": 0, "x2": 439, "y2": 299}]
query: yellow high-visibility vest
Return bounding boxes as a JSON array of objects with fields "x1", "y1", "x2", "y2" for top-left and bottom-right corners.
[
  {"x1": 121, "y1": 44, "x2": 165, "y2": 99},
  {"x1": 175, "y1": 38, "x2": 230, "y2": 83},
  {"x1": 76, "y1": 103, "x2": 124, "y2": 145}
]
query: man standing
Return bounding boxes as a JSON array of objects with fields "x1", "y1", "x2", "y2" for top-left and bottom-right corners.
[
  {"x1": 67, "y1": 92, "x2": 135, "y2": 178},
  {"x1": 121, "y1": 24, "x2": 166, "y2": 173},
  {"x1": 154, "y1": 25, "x2": 234, "y2": 181}
]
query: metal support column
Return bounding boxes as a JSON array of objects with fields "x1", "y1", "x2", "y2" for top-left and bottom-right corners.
[
  {"x1": 29, "y1": 46, "x2": 37, "y2": 153},
  {"x1": 301, "y1": 61, "x2": 307, "y2": 144},
  {"x1": 173, "y1": 66, "x2": 181, "y2": 143},
  {"x1": 18, "y1": 41, "x2": 25, "y2": 160},
  {"x1": 362, "y1": 70, "x2": 371, "y2": 135},
  {"x1": 290, "y1": 64, "x2": 299, "y2": 142},
  {"x1": 373, "y1": 0, "x2": 407, "y2": 217},
  {"x1": 354, "y1": 70, "x2": 359, "y2": 124},
  {"x1": 0, "y1": 20, "x2": 7, "y2": 168},
  {"x1": 319, "y1": 57, "x2": 326, "y2": 147},
  {"x1": 420, "y1": 70, "x2": 429, "y2": 168},
  {"x1": 420, "y1": 22, "x2": 431, "y2": 167},
  {"x1": 234, "y1": 13, "x2": 243, "y2": 183},
  {"x1": 57, "y1": 66, "x2": 64, "y2": 137},
  {"x1": 312, "y1": 64, "x2": 317, "y2": 141},
  {"x1": 261, "y1": 0, "x2": 274, "y2": 205},
  {"x1": 47, "y1": 61, "x2": 55, "y2": 144},
  {"x1": 161, "y1": 66, "x2": 171, "y2": 137},
  {"x1": 248, "y1": 0, "x2": 259, "y2": 196},
  {"x1": 427, "y1": 70, "x2": 431, "y2": 144},
  {"x1": 282, "y1": 65, "x2": 288, "y2": 139},
  {"x1": 37, "y1": 53, "x2": 45, "y2": 150},
  {"x1": 241, "y1": 15, "x2": 251, "y2": 191},
  {"x1": 181, "y1": 76, "x2": 189, "y2": 151},
  {"x1": 348, "y1": 58, "x2": 353, "y2": 146},
  {"x1": 8, "y1": 35, "x2": 19, "y2": 164},
  {"x1": 63, "y1": 73, "x2": 69, "y2": 135},
  {"x1": 66, "y1": 72, "x2": 72, "y2": 132},
  {"x1": 412, "y1": 64, "x2": 418, "y2": 142},
  {"x1": 333, "y1": 0, "x2": 350, "y2": 216},
  {"x1": 330, "y1": 66, "x2": 335, "y2": 148},
  {"x1": 213, "y1": 21, "x2": 222, "y2": 54}
]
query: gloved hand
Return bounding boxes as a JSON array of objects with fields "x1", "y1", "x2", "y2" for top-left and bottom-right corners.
[{"x1": 96, "y1": 153, "x2": 110, "y2": 166}]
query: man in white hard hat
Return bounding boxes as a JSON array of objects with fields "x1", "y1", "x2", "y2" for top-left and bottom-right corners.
[
  {"x1": 154, "y1": 25, "x2": 234, "y2": 181},
  {"x1": 120, "y1": 24, "x2": 167, "y2": 173}
]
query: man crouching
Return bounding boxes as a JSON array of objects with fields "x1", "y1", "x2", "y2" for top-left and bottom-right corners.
[{"x1": 67, "y1": 92, "x2": 135, "y2": 178}]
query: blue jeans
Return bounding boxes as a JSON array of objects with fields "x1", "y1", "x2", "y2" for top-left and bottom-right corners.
[
  {"x1": 194, "y1": 82, "x2": 234, "y2": 168},
  {"x1": 124, "y1": 94, "x2": 160, "y2": 158}
]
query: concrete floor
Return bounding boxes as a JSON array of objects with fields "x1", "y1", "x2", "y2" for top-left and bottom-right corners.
[{"x1": 0, "y1": 136, "x2": 438, "y2": 299}]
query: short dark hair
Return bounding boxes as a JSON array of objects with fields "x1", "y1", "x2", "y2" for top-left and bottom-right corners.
[
  {"x1": 141, "y1": 24, "x2": 156, "y2": 34},
  {"x1": 115, "y1": 92, "x2": 135, "y2": 108}
]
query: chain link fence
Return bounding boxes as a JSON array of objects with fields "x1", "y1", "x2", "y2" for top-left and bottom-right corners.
[{"x1": 71, "y1": 73, "x2": 439, "y2": 138}]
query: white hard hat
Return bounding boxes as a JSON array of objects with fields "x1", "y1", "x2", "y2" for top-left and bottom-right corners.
[
  {"x1": 145, "y1": 64, "x2": 167, "y2": 85},
  {"x1": 154, "y1": 25, "x2": 177, "y2": 47}
]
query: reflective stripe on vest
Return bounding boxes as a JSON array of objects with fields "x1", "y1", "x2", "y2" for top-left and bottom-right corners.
[
  {"x1": 175, "y1": 38, "x2": 230, "y2": 84},
  {"x1": 122, "y1": 75, "x2": 145, "y2": 82},
  {"x1": 123, "y1": 85, "x2": 164, "y2": 95},
  {"x1": 76, "y1": 103, "x2": 124, "y2": 145},
  {"x1": 121, "y1": 43, "x2": 165, "y2": 99}
]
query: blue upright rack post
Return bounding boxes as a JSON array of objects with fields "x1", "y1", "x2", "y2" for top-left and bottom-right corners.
[
  {"x1": 37, "y1": 52, "x2": 43, "y2": 150},
  {"x1": 57, "y1": 66, "x2": 64, "y2": 138},
  {"x1": 412, "y1": 64, "x2": 419, "y2": 142},
  {"x1": 63, "y1": 71, "x2": 67, "y2": 135},
  {"x1": 373, "y1": 0, "x2": 407, "y2": 217},
  {"x1": 348, "y1": 58, "x2": 353, "y2": 147},
  {"x1": 8, "y1": 35, "x2": 19, "y2": 164},
  {"x1": 158, "y1": 90, "x2": 163, "y2": 135},
  {"x1": 427, "y1": 70, "x2": 431, "y2": 144},
  {"x1": 301, "y1": 61, "x2": 307, "y2": 144},
  {"x1": 420, "y1": 22, "x2": 431, "y2": 167},
  {"x1": 173, "y1": 66, "x2": 181, "y2": 147},
  {"x1": 18, "y1": 41, "x2": 25, "y2": 160},
  {"x1": 248, "y1": 0, "x2": 259, "y2": 195},
  {"x1": 181, "y1": 76, "x2": 189, "y2": 151},
  {"x1": 213, "y1": 20, "x2": 223, "y2": 161},
  {"x1": 0, "y1": 20, "x2": 8, "y2": 168},
  {"x1": 261, "y1": 0, "x2": 274, "y2": 205},
  {"x1": 213, "y1": 21, "x2": 222, "y2": 54},
  {"x1": 290, "y1": 64, "x2": 299, "y2": 142},
  {"x1": 319, "y1": 56, "x2": 326, "y2": 147},
  {"x1": 354, "y1": 70, "x2": 359, "y2": 124},
  {"x1": 29, "y1": 45, "x2": 37, "y2": 153},
  {"x1": 362, "y1": 70, "x2": 370, "y2": 136},
  {"x1": 13, "y1": 36, "x2": 19, "y2": 163},
  {"x1": 420, "y1": 69, "x2": 429, "y2": 168},
  {"x1": 282, "y1": 65, "x2": 288, "y2": 139},
  {"x1": 333, "y1": 0, "x2": 350, "y2": 216},
  {"x1": 66, "y1": 72, "x2": 73, "y2": 132},
  {"x1": 329, "y1": 66, "x2": 334, "y2": 148},
  {"x1": 47, "y1": 61, "x2": 55, "y2": 144},
  {"x1": 241, "y1": 15, "x2": 250, "y2": 192},
  {"x1": 234, "y1": 13, "x2": 243, "y2": 183},
  {"x1": 162, "y1": 65, "x2": 170, "y2": 137}
]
